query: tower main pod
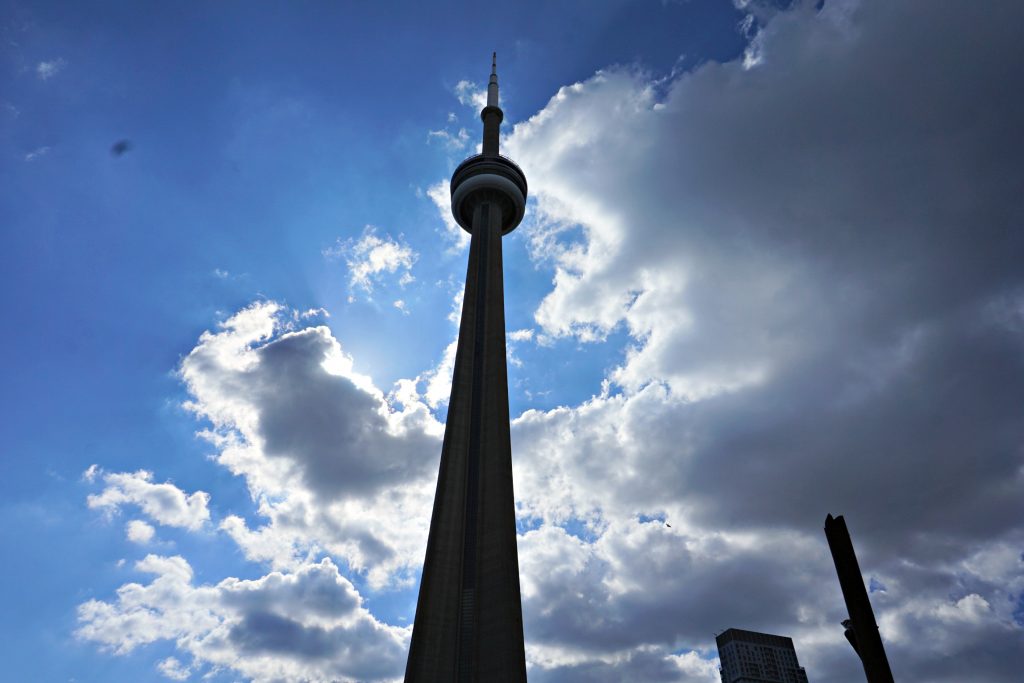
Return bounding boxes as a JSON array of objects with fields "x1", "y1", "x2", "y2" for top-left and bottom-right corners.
[{"x1": 405, "y1": 55, "x2": 529, "y2": 682}]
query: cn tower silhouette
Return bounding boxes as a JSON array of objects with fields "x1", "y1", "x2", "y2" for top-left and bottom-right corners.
[{"x1": 405, "y1": 54, "x2": 529, "y2": 682}]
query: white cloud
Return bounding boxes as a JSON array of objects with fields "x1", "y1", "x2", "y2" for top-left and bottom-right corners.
[
  {"x1": 24, "y1": 146, "x2": 50, "y2": 162},
  {"x1": 126, "y1": 520, "x2": 155, "y2": 544},
  {"x1": 78, "y1": 555, "x2": 408, "y2": 682},
  {"x1": 157, "y1": 657, "x2": 191, "y2": 681},
  {"x1": 507, "y1": 329, "x2": 535, "y2": 368},
  {"x1": 88, "y1": 470, "x2": 210, "y2": 530},
  {"x1": 324, "y1": 227, "x2": 416, "y2": 300},
  {"x1": 299, "y1": 307, "x2": 328, "y2": 319},
  {"x1": 454, "y1": 79, "x2": 486, "y2": 111},
  {"x1": 427, "y1": 127, "x2": 470, "y2": 151},
  {"x1": 178, "y1": 301, "x2": 442, "y2": 585},
  {"x1": 420, "y1": 339, "x2": 457, "y2": 408},
  {"x1": 82, "y1": 464, "x2": 100, "y2": 482},
  {"x1": 509, "y1": 329, "x2": 534, "y2": 342},
  {"x1": 415, "y1": 289, "x2": 464, "y2": 408},
  {"x1": 36, "y1": 58, "x2": 66, "y2": 80},
  {"x1": 426, "y1": 180, "x2": 469, "y2": 251}
]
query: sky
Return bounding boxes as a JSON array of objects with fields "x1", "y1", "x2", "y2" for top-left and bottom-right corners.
[{"x1": 2, "y1": 1, "x2": 1023, "y2": 681}]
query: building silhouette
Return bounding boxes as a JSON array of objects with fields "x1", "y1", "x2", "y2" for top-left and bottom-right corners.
[
  {"x1": 404, "y1": 54, "x2": 529, "y2": 682},
  {"x1": 716, "y1": 628, "x2": 810, "y2": 683}
]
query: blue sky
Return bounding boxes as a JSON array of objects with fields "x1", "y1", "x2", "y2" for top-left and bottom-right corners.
[{"x1": 3, "y1": 2, "x2": 1024, "y2": 682}]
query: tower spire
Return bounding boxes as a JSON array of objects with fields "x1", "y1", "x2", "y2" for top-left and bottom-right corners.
[
  {"x1": 487, "y1": 52, "x2": 498, "y2": 107},
  {"x1": 480, "y1": 53, "x2": 503, "y2": 157}
]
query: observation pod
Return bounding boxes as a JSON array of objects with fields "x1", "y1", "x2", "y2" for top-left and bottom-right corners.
[{"x1": 450, "y1": 152, "x2": 528, "y2": 235}]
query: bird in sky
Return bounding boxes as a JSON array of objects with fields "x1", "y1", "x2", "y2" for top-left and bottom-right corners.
[{"x1": 110, "y1": 139, "x2": 132, "y2": 156}]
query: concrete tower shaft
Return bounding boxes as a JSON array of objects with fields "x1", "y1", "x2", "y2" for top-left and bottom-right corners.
[{"x1": 405, "y1": 55, "x2": 528, "y2": 683}]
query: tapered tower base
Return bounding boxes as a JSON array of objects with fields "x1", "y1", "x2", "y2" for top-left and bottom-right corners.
[{"x1": 405, "y1": 54, "x2": 529, "y2": 683}]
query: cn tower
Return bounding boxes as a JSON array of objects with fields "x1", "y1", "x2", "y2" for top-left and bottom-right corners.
[{"x1": 405, "y1": 54, "x2": 529, "y2": 682}]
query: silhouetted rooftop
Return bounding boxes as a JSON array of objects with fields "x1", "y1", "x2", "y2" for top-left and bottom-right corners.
[{"x1": 716, "y1": 628, "x2": 796, "y2": 650}]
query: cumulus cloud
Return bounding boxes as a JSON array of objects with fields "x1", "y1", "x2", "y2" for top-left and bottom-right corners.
[
  {"x1": 324, "y1": 227, "x2": 416, "y2": 300},
  {"x1": 506, "y1": 0, "x2": 1024, "y2": 533},
  {"x1": 126, "y1": 520, "x2": 155, "y2": 544},
  {"x1": 88, "y1": 470, "x2": 210, "y2": 530},
  {"x1": 179, "y1": 301, "x2": 442, "y2": 584},
  {"x1": 497, "y1": 1, "x2": 1024, "y2": 678},
  {"x1": 77, "y1": 555, "x2": 408, "y2": 682},
  {"x1": 157, "y1": 657, "x2": 191, "y2": 681}
]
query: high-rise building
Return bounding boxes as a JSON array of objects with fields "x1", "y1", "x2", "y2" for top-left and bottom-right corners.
[
  {"x1": 404, "y1": 54, "x2": 529, "y2": 682},
  {"x1": 716, "y1": 628, "x2": 810, "y2": 683}
]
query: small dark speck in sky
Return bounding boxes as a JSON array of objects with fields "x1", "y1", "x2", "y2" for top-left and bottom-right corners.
[{"x1": 110, "y1": 139, "x2": 133, "y2": 157}]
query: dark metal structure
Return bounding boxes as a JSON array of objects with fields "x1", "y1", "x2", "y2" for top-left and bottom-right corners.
[
  {"x1": 405, "y1": 54, "x2": 528, "y2": 683},
  {"x1": 824, "y1": 514, "x2": 895, "y2": 683}
]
